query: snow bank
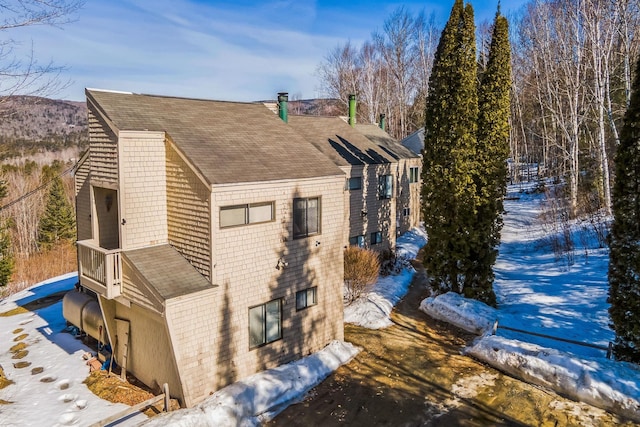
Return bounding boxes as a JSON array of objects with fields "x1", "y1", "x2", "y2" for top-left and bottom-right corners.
[
  {"x1": 344, "y1": 269, "x2": 414, "y2": 329},
  {"x1": 343, "y1": 226, "x2": 427, "y2": 329},
  {"x1": 419, "y1": 292, "x2": 497, "y2": 335},
  {"x1": 419, "y1": 290, "x2": 640, "y2": 422},
  {"x1": 466, "y1": 335, "x2": 640, "y2": 422},
  {"x1": 395, "y1": 226, "x2": 427, "y2": 260},
  {"x1": 142, "y1": 341, "x2": 360, "y2": 427}
]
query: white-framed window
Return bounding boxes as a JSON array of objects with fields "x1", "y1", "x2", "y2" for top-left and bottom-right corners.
[
  {"x1": 296, "y1": 287, "x2": 317, "y2": 311},
  {"x1": 371, "y1": 231, "x2": 383, "y2": 245},
  {"x1": 249, "y1": 299, "x2": 282, "y2": 349},
  {"x1": 403, "y1": 207, "x2": 410, "y2": 217},
  {"x1": 349, "y1": 235, "x2": 365, "y2": 247},
  {"x1": 220, "y1": 202, "x2": 274, "y2": 228},
  {"x1": 409, "y1": 167, "x2": 420, "y2": 183},
  {"x1": 378, "y1": 174, "x2": 393, "y2": 199},
  {"x1": 347, "y1": 177, "x2": 362, "y2": 190},
  {"x1": 293, "y1": 197, "x2": 320, "y2": 239}
]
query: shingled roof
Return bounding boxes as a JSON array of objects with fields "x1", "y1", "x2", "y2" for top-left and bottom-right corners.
[
  {"x1": 287, "y1": 115, "x2": 396, "y2": 167},
  {"x1": 86, "y1": 89, "x2": 343, "y2": 185},
  {"x1": 123, "y1": 244, "x2": 214, "y2": 301},
  {"x1": 354, "y1": 124, "x2": 420, "y2": 161}
]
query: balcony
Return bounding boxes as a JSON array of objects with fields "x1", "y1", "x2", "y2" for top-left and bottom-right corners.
[{"x1": 77, "y1": 240, "x2": 122, "y2": 299}]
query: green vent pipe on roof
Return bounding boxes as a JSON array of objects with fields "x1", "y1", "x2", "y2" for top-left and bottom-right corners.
[
  {"x1": 278, "y1": 92, "x2": 288, "y2": 123},
  {"x1": 348, "y1": 94, "x2": 356, "y2": 127}
]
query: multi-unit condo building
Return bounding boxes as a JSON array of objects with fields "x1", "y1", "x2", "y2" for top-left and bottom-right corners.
[{"x1": 71, "y1": 89, "x2": 420, "y2": 407}]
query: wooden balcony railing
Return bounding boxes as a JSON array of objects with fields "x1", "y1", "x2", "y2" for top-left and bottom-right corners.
[{"x1": 77, "y1": 240, "x2": 122, "y2": 299}]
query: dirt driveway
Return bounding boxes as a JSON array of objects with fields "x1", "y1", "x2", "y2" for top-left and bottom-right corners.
[{"x1": 268, "y1": 263, "x2": 638, "y2": 427}]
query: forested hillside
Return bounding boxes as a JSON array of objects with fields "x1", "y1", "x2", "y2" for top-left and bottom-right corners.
[{"x1": 0, "y1": 96, "x2": 88, "y2": 160}]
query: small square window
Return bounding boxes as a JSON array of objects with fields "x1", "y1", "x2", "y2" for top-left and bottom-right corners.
[
  {"x1": 349, "y1": 235, "x2": 365, "y2": 247},
  {"x1": 371, "y1": 231, "x2": 383, "y2": 245},
  {"x1": 296, "y1": 287, "x2": 317, "y2": 311},
  {"x1": 347, "y1": 177, "x2": 362, "y2": 190},
  {"x1": 403, "y1": 207, "x2": 410, "y2": 217}
]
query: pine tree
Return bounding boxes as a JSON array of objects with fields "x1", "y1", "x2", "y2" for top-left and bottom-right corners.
[
  {"x1": 0, "y1": 179, "x2": 13, "y2": 287},
  {"x1": 422, "y1": 0, "x2": 479, "y2": 293},
  {"x1": 463, "y1": 8, "x2": 511, "y2": 306},
  {"x1": 608, "y1": 55, "x2": 640, "y2": 363},
  {"x1": 37, "y1": 176, "x2": 75, "y2": 250}
]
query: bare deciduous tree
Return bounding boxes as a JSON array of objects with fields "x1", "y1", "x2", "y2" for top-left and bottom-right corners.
[{"x1": 0, "y1": 0, "x2": 84, "y2": 108}]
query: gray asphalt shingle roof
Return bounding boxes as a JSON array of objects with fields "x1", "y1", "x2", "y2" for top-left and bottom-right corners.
[
  {"x1": 86, "y1": 89, "x2": 344, "y2": 185},
  {"x1": 123, "y1": 244, "x2": 214, "y2": 300},
  {"x1": 354, "y1": 124, "x2": 420, "y2": 160},
  {"x1": 287, "y1": 116, "x2": 396, "y2": 167}
]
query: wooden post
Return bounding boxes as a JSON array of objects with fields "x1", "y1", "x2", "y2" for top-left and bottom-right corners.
[{"x1": 163, "y1": 383, "x2": 170, "y2": 412}]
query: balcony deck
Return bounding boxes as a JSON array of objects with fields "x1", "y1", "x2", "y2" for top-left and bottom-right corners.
[{"x1": 77, "y1": 240, "x2": 122, "y2": 299}]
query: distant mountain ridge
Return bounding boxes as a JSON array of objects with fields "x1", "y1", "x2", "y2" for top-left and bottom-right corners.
[{"x1": 0, "y1": 96, "x2": 88, "y2": 160}]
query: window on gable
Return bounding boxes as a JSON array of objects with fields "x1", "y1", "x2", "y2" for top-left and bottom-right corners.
[
  {"x1": 409, "y1": 167, "x2": 419, "y2": 183},
  {"x1": 293, "y1": 197, "x2": 320, "y2": 239},
  {"x1": 296, "y1": 287, "x2": 317, "y2": 311},
  {"x1": 371, "y1": 231, "x2": 383, "y2": 245},
  {"x1": 349, "y1": 235, "x2": 365, "y2": 247},
  {"x1": 220, "y1": 202, "x2": 274, "y2": 228},
  {"x1": 347, "y1": 177, "x2": 362, "y2": 190},
  {"x1": 249, "y1": 299, "x2": 282, "y2": 349},
  {"x1": 378, "y1": 174, "x2": 393, "y2": 199},
  {"x1": 403, "y1": 207, "x2": 410, "y2": 217}
]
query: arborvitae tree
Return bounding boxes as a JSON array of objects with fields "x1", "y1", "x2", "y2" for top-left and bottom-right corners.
[
  {"x1": 37, "y1": 176, "x2": 75, "y2": 250},
  {"x1": 422, "y1": 0, "x2": 479, "y2": 293},
  {"x1": 0, "y1": 179, "x2": 13, "y2": 287},
  {"x1": 463, "y1": 8, "x2": 511, "y2": 306},
  {"x1": 608, "y1": 55, "x2": 640, "y2": 363}
]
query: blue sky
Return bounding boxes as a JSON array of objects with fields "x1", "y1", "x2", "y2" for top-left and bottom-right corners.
[{"x1": 13, "y1": 0, "x2": 528, "y2": 102}]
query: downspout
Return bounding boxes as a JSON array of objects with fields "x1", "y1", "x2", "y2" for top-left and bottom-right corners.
[
  {"x1": 277, "y1": 92, "x2": 288, "y2": 123},
  {"x1": 348, "y1": 94, "x2": 356, "y2": 127}
]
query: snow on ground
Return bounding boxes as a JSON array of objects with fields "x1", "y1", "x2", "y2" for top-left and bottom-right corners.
[
  {"x1": 0, "y1": 274, "x2": 358, "y2": 427},
  {"x1": 0, "y1": 273, "x2": 147, "y2": 427},
  {"x1": 141, "y1": 341, "x2": 359, "y2": 427},
  {"x1": 343, "y1": 227, "x2": 428, "y2": 329},
  {"x1": 420, "y1": 183, "x2": 640, "y2": 421},
  {"x1": 4, "y1": 184, "x2": 634, "y2": 424}
]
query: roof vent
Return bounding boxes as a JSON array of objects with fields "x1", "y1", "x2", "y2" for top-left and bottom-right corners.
[{"x1": 277, "y1": 92, "x2": 288, "y2": 123}]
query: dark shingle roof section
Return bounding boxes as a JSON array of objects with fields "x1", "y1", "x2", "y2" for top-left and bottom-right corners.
[
  {"x1": 355, "y1": 124, "x2": 420, "y2": 160},
  {"x1": 123, "y1": 244, "x2": 214, "y2": 300},
  {"x1": 288, "y1": 116, "x2": 396, "y2": 167},
  {"x1": 401, "y1": 127, "x2": 425, "y2": 155},
  {"x1": 86, "y1": 89, "x2": 343, "y2": 185}
]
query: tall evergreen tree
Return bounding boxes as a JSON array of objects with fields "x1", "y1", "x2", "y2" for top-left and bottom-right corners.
[
  {"x1": 463, "y1": 8, "x2": 511, "y2": 306},
  {"x1": 37, "y1": 176, "x2": 75, "y2": 250},
  {"x1": 0, "y1": 179, "x2": 13, "y2": 287},
  {"x1": 608, "y1": 55, "x2": 640, "y2": 363},
  {"x1": 422, "y1": 0, "x2": 479, "y2": 293}
]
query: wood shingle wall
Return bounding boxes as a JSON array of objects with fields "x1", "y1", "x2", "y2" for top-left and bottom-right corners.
[
  {"x1": 88, "y1": 108, "x2": 119, "y2": 186},
  {"x1": 166, "y1": 142, "x2": 211, "y2": 280}
]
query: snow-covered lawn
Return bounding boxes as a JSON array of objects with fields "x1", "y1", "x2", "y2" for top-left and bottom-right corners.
[
  {"x1": 0, "y1": 273, "x2": 147, "y2": 427},
  {"x1": 0, "y1": 278, "x2": 358, "y2": 427},
  {"x1": 420, "y1": 184, "x2": 640, "y2": 421}
]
